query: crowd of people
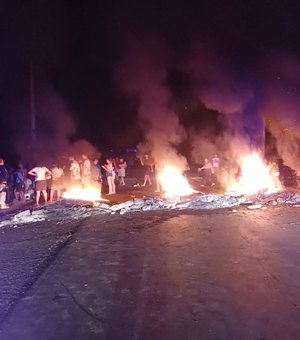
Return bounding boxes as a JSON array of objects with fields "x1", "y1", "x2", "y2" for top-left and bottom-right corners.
[
  {"x1": 0, "y1": 152, "x2": 222, "y2": 209},
  {"x1": 0, "y1": 155, "x2": 130, "y2": 208}
]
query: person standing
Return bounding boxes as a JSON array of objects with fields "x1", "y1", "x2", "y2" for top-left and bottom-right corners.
[
  {"x1": 91, "y1": 159, "x2": 102, "y2": 193},
  {"x1": 155, "y1": 165, "x2": 161, "y2": 193},
  {"x1": 50, "y1": 163, "x2": 64, "y2": 201},
  {"x1": 212, "y1": 154, "x2": 220, "y2": 184},
  {"x1": 118, "y1": 157, "x2": 127, "y2": 186},
  {"x1": 198, "y1": 158, "x2": 214, "y2": 186},
  {"x1": 69, "y1": 156, "x2": 81, "y2": 186},
  {"x1": 24, "y1": 177, "x2": 34, "y2": 200},
  {"x1": 140, "y1": 154, "x2": 154, "y2": 186},
  {"x1": 113, "y1": 157, "x2": 120, "y2": 181},
  {"x1": 15, "y1": 162, "x2": 27, "y2": 202},
  {"x1": 0, "y1": 158, "x2": 9, "y2": 209},
  {"x1": 81, "y1": 155, "x2": 91, "y2": 187},
  {"x1": 28, "y1": 164, "x2": 51, "y2": 206},
  {"x1": 212, "y1": 154, "x2": 220, "y2": 169},
  {"x1": 102, "y1": 158, "x2": 116, "y2": 195}
]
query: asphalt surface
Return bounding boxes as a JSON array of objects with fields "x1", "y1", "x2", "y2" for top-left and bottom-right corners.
[
  {"x1": 0, "y1": 216, "x2": 83, "y2": 323},
  {"x1": 0, "y1": 206, "x2": 300, "y2": 339}
]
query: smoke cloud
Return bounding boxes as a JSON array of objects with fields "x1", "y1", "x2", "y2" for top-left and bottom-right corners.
[
  {"x1": 262, "y1": 54, "x2": 300, "y2": 170},
  {"x1": 117, "y1": 37, "x2": 188, "y2": 172},
  {"x1": 14, "y1": 82, "x2": 100, "y2": 165},
  {"x1": 116, "y1": 35, "x2": 300, "y2": 191},
  {"x1": 181, "y1": 44, "x2": 265, "y2": 187}
]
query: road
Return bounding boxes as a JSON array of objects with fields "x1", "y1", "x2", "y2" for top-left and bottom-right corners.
[{"x1": 1, "y1": 206, "x2": 300, "y2": 339}]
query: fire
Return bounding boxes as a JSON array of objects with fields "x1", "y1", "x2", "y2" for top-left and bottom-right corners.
[
  {"x1": 230, "y1": 152, "x2": 280, "y2": 195},
  {"x1": 63, "y1": 187, "x2": 101, "y2": 201},
  {"x1": 159, "y1": 166, "x2": 194, "y2": 197}
]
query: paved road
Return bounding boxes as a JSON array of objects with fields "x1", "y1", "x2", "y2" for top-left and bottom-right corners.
[
  {"x1": 1, "y1": 207, "x2": 300, "y2": 339},
  {"x1": 0, "y1": 217, "x2": 85, "y2": 323}
]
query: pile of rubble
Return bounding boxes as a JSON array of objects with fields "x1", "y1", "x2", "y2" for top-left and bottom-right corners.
[
  {"x1": 94, "y1": 194, "x2": 239, "y2": 215},
  {"x1": 0, "y1": 205, "x2": 98, "y2": 228},
  {"x1": 94, "y1": 191, "x2": 300, "y2": 214},
  {"x1": 1, "y1": 191, "x2": 300, "y2": 227}
]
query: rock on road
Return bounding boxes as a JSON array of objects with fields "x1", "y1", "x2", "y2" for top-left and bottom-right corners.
[{"x1": 1, "y1": 207, "x2": 300, "y2": 339}]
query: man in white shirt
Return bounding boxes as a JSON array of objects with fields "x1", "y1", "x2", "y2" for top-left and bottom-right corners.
[
  {"x1": 28, "y1": 165, "x2": 52, "y2": 206},
  {"x1": 81, "y1": 154, "x2": 91, "y2": 187},
  {"x1": 69, "y1": 156, "x2": 81, "y2": 186}
]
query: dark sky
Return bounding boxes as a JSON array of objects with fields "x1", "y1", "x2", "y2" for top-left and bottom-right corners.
[{"x1": 2, "y1": 0, "x2": 300, "y2": 161}]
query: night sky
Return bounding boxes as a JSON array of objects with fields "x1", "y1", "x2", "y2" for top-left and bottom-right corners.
[{"x1": 2, "y1": 0, "x2": 300, "y2": 165}]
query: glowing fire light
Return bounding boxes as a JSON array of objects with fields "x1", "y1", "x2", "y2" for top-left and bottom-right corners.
[
  {"x1": 230, "y1": 152, "x2": 280, "y2": 195},
  {"x1": 63, "y1": 187, "x2": 101, "y2": 201},
  {"x1": 159, "y1": 166, "x2": 194, "y2": 197}
]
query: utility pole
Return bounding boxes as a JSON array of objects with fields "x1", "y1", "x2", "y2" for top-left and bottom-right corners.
[{"x1": 30, "y1": 61, "x2": 37, "y2": 161}]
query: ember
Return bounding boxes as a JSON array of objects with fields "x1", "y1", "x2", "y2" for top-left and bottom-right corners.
[
  {"x1": 229, "y1": 152, "x2": 280, "y2": 195},
  {"x1": 159, "y1": 166, "x2": 194, "y2": 197},
  {"x1": 63, "y1": 187, "x2": 101, "y2": 201}
]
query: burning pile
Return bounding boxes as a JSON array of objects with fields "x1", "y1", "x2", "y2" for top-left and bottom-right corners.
[
  {"x1": 63, "y1": 187, "x2": 101, "y2": 201},
  {"x1": 158, "y1": 166, "x2": 194, "y2": 197},
  {"x1": 4, "y1": 153, "x2": 292, "y2": 225},
  {"x1": 2, "y1": 190, "x2": 299, "y2": 229},
  {"x1": 228, "y1": 152, "x2": 281, "y2": 195}
]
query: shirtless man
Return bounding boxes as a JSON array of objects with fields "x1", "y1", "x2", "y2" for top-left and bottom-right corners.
[{"x1": 28, "y1": 164, "x2": 52, "y2": 206}]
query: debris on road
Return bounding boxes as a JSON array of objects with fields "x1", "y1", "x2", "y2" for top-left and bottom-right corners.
[
  {"x1": 12, "y1": 210, "x2": 46, "y2": 224},
  {"x1": 0, "y1": 203, "x2": 99, "y2": 227},
  {"x1": 247, "y1": 204, "x2": 262, "y2": 210},
  {"x1": 1, "y1": 191, "x2": 300, "y2": 227}
]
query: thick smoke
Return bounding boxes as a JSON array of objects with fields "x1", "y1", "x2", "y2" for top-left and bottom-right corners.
[
  {"x1": 183, "y1": 45, "x2": 265, "y2": 185},
  {"x1": 186, "y1": 42, "x2": 300, "y2": 172},
  {"x1": 184, "y1": 47, "x2": 300, "y2": 178},
  {"x1": 262, "y1": 54, "x2": 300, "y2": 170},
  {"x1": 187, "y1": 48, "x2": 254, "y2": 115},
  {"x1": 117, "y1": 38, "x2": 188, "y2": 171},
  {"x1": 117, "y1": 39, "x2": 300, "y2": 193},
  {"x1": 14, "y1": 82, "x2": 100, "y2": 165}
]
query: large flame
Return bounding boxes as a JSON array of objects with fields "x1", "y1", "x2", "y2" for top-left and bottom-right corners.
[
  {"x1": 230, "y1": 152, "x2": 280, "y2": 195},
  {"x1": 159, "y1": 166, "x2": 194, "y2": 197},
  {"x1": 63, "y1": 187, "x2": 101, "y2": 201}
]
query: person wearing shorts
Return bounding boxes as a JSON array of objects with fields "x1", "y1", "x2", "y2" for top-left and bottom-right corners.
[
  {"x1": 91, "y1": 159, "x2": 102, "y2": 193},
  {"x1": 117, "y1": 158, "x2": 127, "y2": 186},
  {"x1": 69, "y1": 156, "x2": 81, "y2": 187},
  {"x1": 140, "y1": 154, "x2": 154, "y2": 186},
  {"x1": 50, "y1": 164, "x2": 64, "y2": 201},
  {"x1": 15, "y1": 163, "x2": 26, "y2": 202},
  {"x1": 28, "y1": 165, "x2": 52, "y2": 206},
  {"x1": 198, "y1": 158, "x2": 214, "y2": 186},
  {"x1": 81, "y1": 155, "x2": 91, "y2": 187},
  {"x1": 102, "y1": 159, "x2": 116, "y2": 195}
]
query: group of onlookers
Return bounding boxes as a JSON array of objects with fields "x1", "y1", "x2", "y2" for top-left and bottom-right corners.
[
  {"x1": 0, "y1": 152, "x2": 221, "y2": 208},
  {"x1": 0, "y1": 155, "x2": 129, "y2": 208},
  {"x1": 0, "y1": 159, "x2": 34, "y2": 209}
]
